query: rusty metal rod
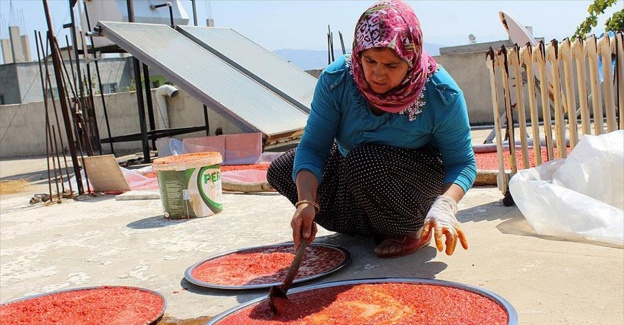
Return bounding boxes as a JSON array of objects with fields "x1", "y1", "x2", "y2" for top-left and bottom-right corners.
[
  {"x1": 65, "y1": 34, "x2": 78, "y2": 97},
  {"x1": 39, "y1": 31, "x2": 68, "y2": 196},
  {"x1": 51, "y1": 126, "x2": 64, "y2": 202},
  {"x1": 56, "y1": 36, "x2": 92, "y2": 159},
  {"x1": 52, "y1": 35, "x2": 93, "y2": 196},
  {"x1": 42, "y1": 0, "x2": 83, "y2": 194},
  {"x1": 83, "y1": 1, "x2": 114, "y2": 155},
  {"x1": 143, "y1": 63, "x2": 157, "y2": 149},
  {"x1": 35, "y1": 30, "x2": 54, "y2": 200},
  {"x1": 40, "y1": 31, "x2": 73, "y2": 195},
  {"x1": 126, "y1": 0, "x2": 152, "y2": 163}
]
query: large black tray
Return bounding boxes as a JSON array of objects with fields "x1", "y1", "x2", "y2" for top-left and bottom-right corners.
[
  {"x1": 0, "y1": 285, "x2": 166, "y2": 325},
  {"x1": 184, "y1": 242, "x2": 351, "y2": 290},
  {"x1": 206, "y1": 277, "x2": 518, "y2": 325}
]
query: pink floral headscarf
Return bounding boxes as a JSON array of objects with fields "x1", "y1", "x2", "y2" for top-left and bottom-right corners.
[{"x1": 351, "y1": 0, "x2": 437, "y2": 114}]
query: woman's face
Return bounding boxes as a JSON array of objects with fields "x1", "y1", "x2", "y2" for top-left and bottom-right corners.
[{"x1": 360, "y1": 47, "x2": 409, "y2": 94}]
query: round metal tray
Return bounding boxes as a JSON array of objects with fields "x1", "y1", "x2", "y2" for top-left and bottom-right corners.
[
  {"x1": 0, "y1": 285, "x2": 166, "y2": 325},
  {"x1": 206, "y1": 277, "x2": 518, "y2": 325},
  {"x1": 184, "y1": 243, "x2": 351, "y2": 290}
]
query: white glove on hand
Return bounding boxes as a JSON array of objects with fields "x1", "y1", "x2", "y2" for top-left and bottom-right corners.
[{"x1": 421, "y1": 195, "x2": 469, "y2": 255}]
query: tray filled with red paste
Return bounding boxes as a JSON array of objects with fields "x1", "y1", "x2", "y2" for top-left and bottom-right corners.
[
  {"x1": 207, "y1": 278, "x2": 518, "y2": 325},
  {"x1": 0, "y1": 285, "x2": 166, "y2": 325},
  {"x1": 184, "y1": 243, "x2": 350, "y2": 290}
]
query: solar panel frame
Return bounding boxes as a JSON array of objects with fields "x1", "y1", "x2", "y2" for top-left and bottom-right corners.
[
  {"x1": 96, "y1": 21, "x2": 309, "y2": 139},
  {"x1": 177, "y1": 26, "x2": 316, "y2": 114}
]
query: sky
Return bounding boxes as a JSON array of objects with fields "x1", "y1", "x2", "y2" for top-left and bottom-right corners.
[{"x1": 0, "y1": 0, "x2": 622, "y2": 63}]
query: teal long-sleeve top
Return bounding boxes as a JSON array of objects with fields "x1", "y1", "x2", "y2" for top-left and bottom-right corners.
[{"x1": 293, "y1": 55, "x2": 477, "y2": 193}]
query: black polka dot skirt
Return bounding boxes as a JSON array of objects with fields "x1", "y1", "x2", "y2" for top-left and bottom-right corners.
[{"x1": 267, "y1": 143, "x2": 444, "y2": 238}]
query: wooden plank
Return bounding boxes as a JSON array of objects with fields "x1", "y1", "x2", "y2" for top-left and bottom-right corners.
[
  {"x1": 520, "y1": 44, "x2": 543, "y2": 166},
  {"x1": 559, "y1": 38, "x2": 579, "y2": 148},
  {"x1": 533, "y1": 41, "x2": 555, "y2": 160},
  {"x1": 485, "y1": 48, "x2": 508, "y2": 194},
  {"x1": 509, "y1": 45, "x2": 530, "y2": 168},
  {"x1": 83, "y1": 154, "x2": 131, "y2": 192},
  {"x1": 498, "y1": 46, "x2": 518, "y2": 177},
  {"x1": 616, "y1": 32, "x2": 624, "y2": 130},
  {"x1": 599, "y1": 33, "x2": 617, "y2": 132},
  {"x1": 586, "y1": 35, "x2": 604, "y2": 135},
  {"x1": 546, "y1": 39, "x2": 567, "y2": 158},
  {"x1": 572, "y1": 38, "x2": 592, "y2": 136}
]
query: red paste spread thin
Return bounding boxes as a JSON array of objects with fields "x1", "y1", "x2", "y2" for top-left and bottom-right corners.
[
  {"x1": 475, "y1": 147, "x2": 571, "y2": 170},
  {"x1": 215, "y1": 283, "x2": 509, "y2": 325},
  {"x1": 190, "y1": 245, "x2": 346, "y2": 286},
  {"x1": 0, "y1": 286, "x2": 165, "y2": 325}
]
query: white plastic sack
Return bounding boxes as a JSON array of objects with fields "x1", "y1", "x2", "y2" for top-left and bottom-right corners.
[
  {"x1": 509, "y1": 130, "x2": 624, "y2": 246},
  {"x1": 120, "y1": 166, "x2": 159, "y2": 191},
  {"x1": 155, "y1": 137, "x2": 184, "y2": 157}
]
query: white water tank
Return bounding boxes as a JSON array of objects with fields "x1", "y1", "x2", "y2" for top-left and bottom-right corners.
[{"x1": 84, "y1": 0, "x2": 190, "y2": 48}]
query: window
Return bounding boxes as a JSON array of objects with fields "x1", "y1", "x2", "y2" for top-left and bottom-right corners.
[{"x1": 0, "y1": 95, "x2": 4, "y2": 105}]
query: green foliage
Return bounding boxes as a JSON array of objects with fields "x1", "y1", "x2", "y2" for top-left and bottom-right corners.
[
  {"x1": 573, "y1": 0, "x2": 623, "y2": 40},
  {"x1": 605, "y1": 9, "x2": 624, "y2": 32}
]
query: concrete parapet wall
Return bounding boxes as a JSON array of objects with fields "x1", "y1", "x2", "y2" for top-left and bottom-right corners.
[
  {"x1": 0, "y1": 90, "x2": 244, "y2": 158},
  {"x1": 434, "y1": 52, "x2": 495, "y2": 125},
  {"x1": 0, "y1": 101, "x2": 52, "y2": 157}
]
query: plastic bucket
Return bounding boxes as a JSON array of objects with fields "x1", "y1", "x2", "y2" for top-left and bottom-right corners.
[{"x1": 152, "y1": 152, "x2": 223, "y2": 219}]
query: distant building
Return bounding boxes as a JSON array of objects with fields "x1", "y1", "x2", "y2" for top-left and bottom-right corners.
[
  {"x1": 0, "y1": 56, "x2": 129, "y2": 105},
  {"x1": 0, "y1": 54, "x2": 176, "y2": 105},
  {"x1": 0, "y1": 26, "x2": 32, "y2": 64}
]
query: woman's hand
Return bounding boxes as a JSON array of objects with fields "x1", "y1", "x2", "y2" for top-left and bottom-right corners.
[
  {"x1": 421, "y1": 195, "x2": 469, "y2": 255},
  {"x1": 293, "y1": 170, "x2": 320, "y2": 248},
  {"x1": 291, "y1": 203, "x2": 318, "y2": 249}
]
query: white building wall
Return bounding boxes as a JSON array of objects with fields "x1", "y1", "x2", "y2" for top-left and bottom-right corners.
[
  {"x1": 9, "y1": 26, "x2": 25, "y2": 63},
  {"x1": 1, "y1": 39, "x2": 13, "y2": 64}
]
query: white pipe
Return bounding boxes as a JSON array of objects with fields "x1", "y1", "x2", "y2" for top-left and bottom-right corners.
[{"x1": 154, "y1": 85, "x2": 178, "y2": 129}]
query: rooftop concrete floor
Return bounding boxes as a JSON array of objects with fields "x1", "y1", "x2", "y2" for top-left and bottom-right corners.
[{"x1": 1, "y1": 131, "x2": 622, "y2": 324}]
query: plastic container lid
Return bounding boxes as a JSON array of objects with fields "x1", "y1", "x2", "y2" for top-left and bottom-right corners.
[{"x1": 152, "y1": 152, "x2": 222, "y2": 171}]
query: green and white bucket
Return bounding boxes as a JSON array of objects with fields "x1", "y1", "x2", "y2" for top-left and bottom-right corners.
[{"x1": 152, "y1": 152, "x2": 223, "y2": 219}]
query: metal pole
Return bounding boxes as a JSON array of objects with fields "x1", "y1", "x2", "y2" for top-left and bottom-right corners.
[
  {"x1": 51, "y1": 126, "x2": 66, "y2": 201},
  {"x1": 339, "y1": 31, "x2": 346, "y2": 55},
  {"x1": 39, "y1": 31, "x2": 73, "y2": 195},
  {"x1": 42, "y1": 0, "x2": 83, "y2": 194},
  {"x1": 127, "y1": 0, "x2": 151, "y2": 163},
  {"x1": 76, "y1": 0, "x2": 102, "y2": 154},
  {"x1": 203, "y1": 104, "x2": 210, "y2": 136},
  {"x1": 200, "y1": 0, "x2": 208, "y2": 135},
  {"x1": 65, "y1": 34, "x2": 78, "y2": 95},
  {"x1": 150, "y1": 3, "x2": 174, "y2": 28},
  {"x1": 168, "y1": 5, "x2": 174, "y2": 28},
  {"x1": 67, "y1": 0, "x2": 95, "y2": 155},
  {"x1": 55, "y1": 37, "x2": 89, "y2": 156},
  {"x1": 68, "y1": 0, "x2": 84, "y2": 99},
  {"x1": 191, "y1": 0, "x2": 198, "y2": 26},
  {"x1": 35, "y1": 30, "x2": 54, "y2": 200},
  {"x1": 143, "y1": 64, "x2": 157, "y2": 149},
  {"x1": 84, "y1": 61, "x2": 102, "y2": 154},
  {"x1": 83, "y1": 2, "x2": 114, "y2": 155},
  {"x1": 46, "y1": 70, "x2": 74, "y2": 195}
]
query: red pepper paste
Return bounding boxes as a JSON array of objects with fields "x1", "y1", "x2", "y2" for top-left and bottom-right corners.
[
  {"x1": 215, "y1": 283, "x2": 509, "y2": 325},
  {"x1": 190, "y1": 245, "x2": 346, "y2": 286},
  {"x1": 474, "y1": 147, "x2": 571, "y2": 170},
  {"x1": 221, "y1": 164, "x2": 270, "y2": 172},
  {"x1": 0, "y1": 286, "x2": 165, "y2": 325}
]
